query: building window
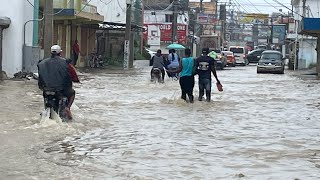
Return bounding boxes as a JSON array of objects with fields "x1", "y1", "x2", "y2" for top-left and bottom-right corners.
[{"x1": 165, "y1": 14, "x2": 173, "y2": 22}]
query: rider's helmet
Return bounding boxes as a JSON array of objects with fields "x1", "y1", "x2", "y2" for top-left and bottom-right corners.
[{"x1": 51, "y1": 45, "x2": 62, "y2": 55}]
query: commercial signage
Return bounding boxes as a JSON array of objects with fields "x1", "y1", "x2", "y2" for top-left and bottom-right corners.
[
  {"x1": 147, "y1": 24, "x2": 160, "y2": 46},
  {"x1": 197, "y1": 13, "x2": 217, "y2": 24},
  {"x1": 239, "y1": 13, "x2": 269, "y2": 24},
  {"x1": 144, "y1": 23, "x2": 187, "y2": 44},
  {"x1": 272, "y1": 25, "x2": 286, "y2": 44}
]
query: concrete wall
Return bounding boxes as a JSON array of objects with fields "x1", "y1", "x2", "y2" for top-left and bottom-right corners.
[
  {"x1": 292, "y1": 0, "x2": 319, "y2": 69},
  {"x1": 293, "y1": 0, "x2": 320, "y2": 20},
  {"x1": 144, "y1": 10, "x2": 189, "y2": 25},
  {"x1": 0, "y1": 0, "x2": 33, "y2": 77},
  {"x1": 90, "y1": 0, "x2": 127, "y2": 23},
  {"x1": 298, "y1": 38, "x2": 317, "y2": 69}
]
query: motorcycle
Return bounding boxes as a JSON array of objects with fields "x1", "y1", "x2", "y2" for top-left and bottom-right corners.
[
  {"x1": 167, "y1": 67, "x2": 179, "y2": 81},
  {"x1": 89, "y1": 54, "x2": 104, "y2": 68},
  {"x1": 43, "y1": 89, "x2": 70, "y2": 122},
  {"x1": 151, "y1": 68, "x2": 163, "y2": 83}
]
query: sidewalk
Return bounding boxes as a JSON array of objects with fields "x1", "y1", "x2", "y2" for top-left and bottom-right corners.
[{"x1": 288, "y1": 67, "x2": 319, "y2": 80}]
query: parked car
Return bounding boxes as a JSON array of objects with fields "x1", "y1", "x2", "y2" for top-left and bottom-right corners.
[
  {"x1": 213, "y1": 49, "x2": 227, "y2": 70},
  {"x1": 247, "y1": 49, "x2": 265, "y2": 63},
  {"x1": 257, "y1": 50, "x2": 285, "y2": 74},
  {"x1": 145, "y1": 48, "x2": 157, "y2": 58},
  {"x1": 222, "y1": 50, "x2": 236, "y2": 67},
  {"x1": 257, "y1": 44, "x2": 267, "y2": 50},
  {"x1": 229, "y1": 46, "x2": 247, "y2": 65}
]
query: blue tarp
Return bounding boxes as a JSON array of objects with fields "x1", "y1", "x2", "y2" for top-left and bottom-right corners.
[{"x1": 300, "y1": 18, "x2": 320, "y2": 36}]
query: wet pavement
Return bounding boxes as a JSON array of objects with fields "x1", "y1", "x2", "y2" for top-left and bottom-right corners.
[{"x1": 1, "y1": 61, "x2": 320, "y2": 179}]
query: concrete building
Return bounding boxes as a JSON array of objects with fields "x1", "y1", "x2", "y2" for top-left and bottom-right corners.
[
  {"x1": 0, "y1": 0, "x2": 33, "y2": 77},
  {"x1": 0, "y1": 0, "x2": 105, "y2": 77},
  {"x1": 38, "y1": 0, "x2": 104, "y2": 68},
  {"x1": 291, "y1": 0, "x2": 320, "y2": 69},
  {"x1": 89, "y1": 0, "x2": 144, "y2": 66},
  {"x1": 143, "y1": 2, "x2": 189, "y2": 52}
]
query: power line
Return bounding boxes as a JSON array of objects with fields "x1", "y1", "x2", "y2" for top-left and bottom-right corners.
[
  {"x1": 246, "y1": 0, "x2": 263, "y2": 13},
  {"x1": 233, "y1": 0, "x2": 249, "y2": 13},
  {"x1": 99, "y1": 0, "x2": 113, "y2": 6},
  {"x1": 116, "y1": 0, "x2": 126, "y2": 12},
  {"x1": 263, "y1": 0, "x2": 287, "y2": 14},
  {"x1": 76, "y1": 0, "x2": 93, "y2": 15},
  {"x1": 26, "y1": 0, "x2": 73, "y2": 16},
  {"x1": 272, "y1": 0, "x2": 303, "y2": 17}
]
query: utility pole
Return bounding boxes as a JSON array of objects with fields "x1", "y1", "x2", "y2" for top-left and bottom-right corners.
[
  {"x1": 293, "y1": 0, "x2": 306, "y2": 70},
  {"x1": 317, "y1": 36, "x2": 320, "y2": 76},
  {"x1": 124, "y1": 0, "x2": 132, "y2": 69},
  {"x1": 172, "y1": 0, "x2": 178, "y2": 43},
  {"x1": 199, "y1": 0, "x2": 203, "y2": 37},
  {"x1": 214, "y1": 0, "x2": 218, "y2": 34},
  {"x1": 302, "y1": 0, "x2": 307, "y2": 17},
  {"x1": 44, "y1": 0, "x2": 53, "y2": 57}
]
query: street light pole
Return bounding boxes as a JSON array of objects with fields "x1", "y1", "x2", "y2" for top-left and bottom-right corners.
[{"x1": 172, "y1": 0, "x2": 178, "y2": 43}]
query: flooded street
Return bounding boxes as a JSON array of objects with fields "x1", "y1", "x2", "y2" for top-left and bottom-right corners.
[{"x1": 1, "y1": 60, "x2": 320, "y2": 179}]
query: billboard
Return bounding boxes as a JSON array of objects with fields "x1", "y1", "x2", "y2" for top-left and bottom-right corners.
[
  {"x1": 272, "y1": 25, "x2": 286, "y2": 44},
  {"x1": 147, "y1": 24, "x2": 160, "y2": 46},
  {"x1": 238, "y1": 13, "x2": 269, "y2": 24},
  {"x1": 144, "y1": 23, "x2": 187, "y2": 44}
]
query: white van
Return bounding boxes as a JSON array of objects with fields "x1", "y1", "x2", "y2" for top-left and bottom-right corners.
[{"x1": 229, "y1": 46, "x2": 247, "y2": 65}]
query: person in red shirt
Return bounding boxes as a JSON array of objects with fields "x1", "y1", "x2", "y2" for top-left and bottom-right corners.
[
  {"x1": 65, "y1": 58, "x2": 80, "y2": 119},
  {"x1": 72, "y1": 40, "x2": 81, "y2": 66}
]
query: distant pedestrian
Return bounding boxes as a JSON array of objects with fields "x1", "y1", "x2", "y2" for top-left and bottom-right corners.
[
  {"x1": 72, "y1": 40, "x2": 81, "y2": 66},
  {"x1": 167, "y1": 48, "x2": 195, "y2": 103},
  {"x1": 194, "y1": 48, "x2": 221, "y2": 102}
]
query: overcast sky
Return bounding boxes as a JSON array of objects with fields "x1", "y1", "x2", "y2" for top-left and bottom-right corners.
[{"x1": 189, "y1": 0, "x2": 292, "y2": 15}]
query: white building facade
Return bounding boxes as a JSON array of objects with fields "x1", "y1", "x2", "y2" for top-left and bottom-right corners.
[
  {"x1": 89, "y1": 0, "x2": 127, "y2": 24},
  {"x1": 0, "y1": 0, "x2": 33, "y2": 77},
  {"x1": 144, "y1": 9, "x2": 189, "y2": 51},
  {"x1": 291, "y1": 0, "x2": 320, "y2": 69}
]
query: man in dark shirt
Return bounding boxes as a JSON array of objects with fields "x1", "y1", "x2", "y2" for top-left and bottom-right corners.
[
  {"x1": 194, "y1": 48, "x2": 221, "y2": 102},
  {"x1": 38, "y1": 45, "x2": 77, "y2": 119}
]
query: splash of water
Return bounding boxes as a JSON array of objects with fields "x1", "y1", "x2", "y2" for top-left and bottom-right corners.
[{"x1": 39, "y1": 108, "x2": 63, "y2": 127}]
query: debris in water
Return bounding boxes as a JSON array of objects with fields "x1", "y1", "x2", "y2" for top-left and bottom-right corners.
[{"x1": 237, "y1": 173, "x2": 245, "y2": 178}]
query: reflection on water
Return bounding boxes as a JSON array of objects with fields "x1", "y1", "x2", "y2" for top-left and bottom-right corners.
[{"x1": 40, "y1": 61, "x2": 320, "y2": 179}]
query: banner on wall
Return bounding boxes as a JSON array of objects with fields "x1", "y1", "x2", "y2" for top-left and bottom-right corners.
[{"x1": 147, "y1": 24, "x2": 161, "y2": 46}]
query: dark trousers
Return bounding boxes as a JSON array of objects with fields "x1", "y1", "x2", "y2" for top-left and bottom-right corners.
[
  {"x1": 179, "y1": 76, "x2": 195, "y2": 102},
  {"x1": 198, "y1": 78, "x2": 212, "y2": 101},
  {"x1": 73, "y1": 52, "x2": 79, "y2": 66}
]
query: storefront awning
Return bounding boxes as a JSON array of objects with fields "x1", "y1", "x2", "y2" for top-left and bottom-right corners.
[
  {"x1": 299, "y1": 18, "x2": 320, "y2": 37},
  {"x1": 53, "y1": 9, "x2": 104, "y2": 24}
]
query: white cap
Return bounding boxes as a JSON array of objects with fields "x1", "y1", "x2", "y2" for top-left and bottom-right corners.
[{"x1": 51, "y1": 45, "x2": 62, "y2": 54}]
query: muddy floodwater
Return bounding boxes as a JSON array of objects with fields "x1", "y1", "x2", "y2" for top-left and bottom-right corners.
[{"x1": 1, "y1": 61, "x2": 320, "y2": 179}]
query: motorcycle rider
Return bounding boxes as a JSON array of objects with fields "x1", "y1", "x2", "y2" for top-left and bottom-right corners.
[
  {"x1": 38, "y1": 45, "x2": 77, "y2": 119},
  {"x1": 167, "y1": 49, "x2": 180, "y2": 79},
  {"x1": 150, "y1": 49, "x2": 166, "y2": 82}
]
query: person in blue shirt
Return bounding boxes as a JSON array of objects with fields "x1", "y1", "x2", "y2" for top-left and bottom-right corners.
[
  {"x1": 167, "y1": 49, "x2": 180, "y2": 79},
  {"x1": 194, "y1": 48, "x2": 221, "y2": 102},
  {"x1": 167, "y1": 48, "x2": 195, "y2": 103}
]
